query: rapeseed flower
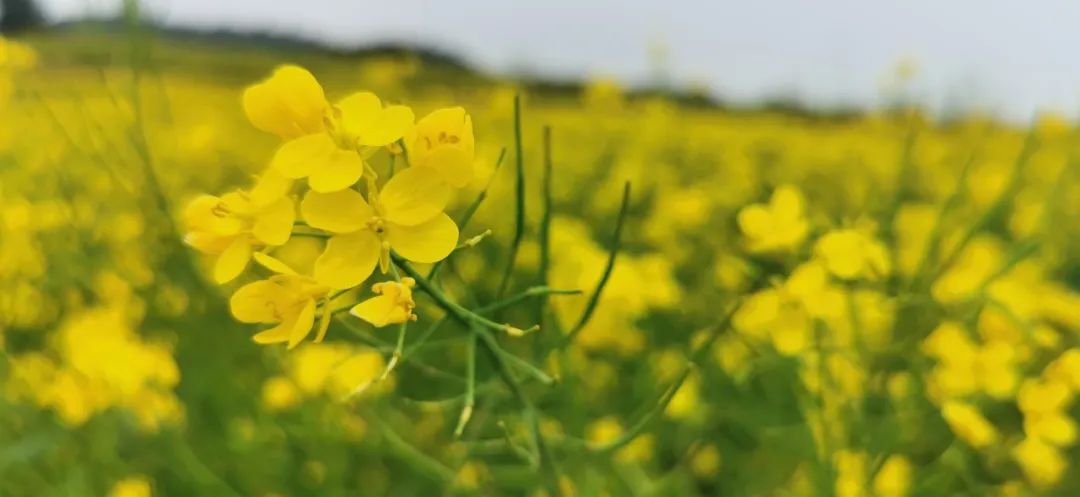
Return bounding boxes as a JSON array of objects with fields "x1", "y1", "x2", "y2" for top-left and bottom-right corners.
[
  {"x1": 300, "y1": 167, "x2": 457, "y2": 289},
  {"x1": 229, "y1": 255, "x2": 332, "y2": 348},
  {"x1": 736, "y1": 185, "x2": 809, "y2": 253},
  {"x1": 183, "y1": 169, "x2": 294, "y2": 283},
  {"x1": 350, "y1": 278, "x2": 417, "y2": 327},
  {"x1": 405, "y1": 107, "x2": 476, "y2": 187},
  {"x1": 246, "y1": 65, "x2": 414, "y2": 192}
]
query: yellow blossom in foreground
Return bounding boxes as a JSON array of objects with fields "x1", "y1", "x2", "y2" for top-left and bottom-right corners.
[
  {"x1": 941, "y1": 401, "x2": 998, "y2": 449},
  {"x1": 182, "y1": 170, "x2": 294, "y2": 283},
  {"x1": 108, "y1": 476, "x2": 152, "y2": 497},
  {"x1": 350, "y1": 278, "x2": 417, "y2": 327},
  {"x1": 736, "y1": 185, "x2": 809, "y2": 253},
  {"x1": 243, "y1": 65, "x2": 328, "y2": 139},
  {"x1": 229, "y1": 255, "x2": 332, "y2": 348},
  {"x1": 301, "y1": 167, "x2": 457, "y2": 288},
  {"x1": 405, "y1": 107, "x2": 476, "y2": 187}
]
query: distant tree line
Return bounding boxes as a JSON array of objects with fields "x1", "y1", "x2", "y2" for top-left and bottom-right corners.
[{"x1": 1, "y1": 0, "x2": 44, "y2": 34}]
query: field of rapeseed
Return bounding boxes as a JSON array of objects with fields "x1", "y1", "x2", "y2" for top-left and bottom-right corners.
[{"x1": 1, "y1": 21, "x2": 1079, "y2": 497}]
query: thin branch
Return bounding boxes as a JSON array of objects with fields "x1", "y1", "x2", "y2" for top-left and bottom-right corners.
[
  {"x1": 563, "y1": 182, "x2": 631, "y2": 346},
  {"x1": 496, "y1": 95, "x2": 527, "y2": 298}
]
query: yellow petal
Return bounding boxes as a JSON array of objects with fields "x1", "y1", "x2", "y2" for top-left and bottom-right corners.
[
  {"x1": 387, "y1": 213, "x2": 458, "y2": 263},
  {"x1": 350, "y1": 294, "x2": 407, "y2": 327},
  {"x1": 231, "y1": 280, "x2": 290, "y2": 323},
  {"x1": 314, "y1": 231, "x2": 381, "y2": 289},
  {"x1": 271, "y1": 133, "x2": 336, "y2": 179},
  {"x1": 252, "y1": 252, "x2": 297, "y2": 275},
  {"x1": 243, "y1": 65, "x2": 327, "y2": 139},
  {"x1": 252, "y1": 320, "x2": 292, "y2": 345},
  {"x1": 379, "y1": 166, "x2": 452, "y2": 226},
  {"x1": 301, "y1": 189, "x2": 373, "y2": 233},
  {"x1": 736, "y1": 205, "x2": 772, "y2": 238},
  {"x1": 248, "y1": 168, "x2": 293, "y2": 208},
  {"x1": 252, "y1": 196, "x2": 295, "y2": 246},
  {"x1": 418, "y1": 145, "x2": 474, "y2": 188},
  {"x1": 315, "y1": 300, "x2": 333, "y2": 342},
  {"x1": 308, "y1": 149, "x2": 367, "y2": 192},
  {"x1": 359, "y1": 105, "x2": 415, "y2": 147},
  {"x1": 183, "y1": 195, "x2": 243, "y2": 237},
  {"x1": 336, "y1": 92, "x2": 382, "y2": 137},
  {"x1": 287, "y1": 299, "x2": 318, "y2": 349},
  {"x1": 214, "y1": 238, "x2": 252, "y2": 283}
]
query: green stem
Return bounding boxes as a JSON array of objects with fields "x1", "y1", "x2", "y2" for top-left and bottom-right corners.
[
  {"x1": 428, "y1": 148, "x2": 507, "y2": 281},
  {"x1": 455, "y1": 334, "x2": 477, "y2": 437},
  {"x1": 563, "y1": 182, "x2": 631, "y2": 346},
  {"x1": 374, "y1": 415, "x2": 456, "y2": 484},
  {"x1": 393, "y1": 256, "x2": 562, "y2": 495},
  {"x1": 496, "y1": 95, "x2": 527, "y2": 298}
]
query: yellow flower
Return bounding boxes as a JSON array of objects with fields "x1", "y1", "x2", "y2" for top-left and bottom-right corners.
[
  {"x1": 872, "y1": 455, "x2": 912, "y2": 497},
  {"x1": 244, "y1": 66, "x2": 415, "y2": 192},
  {"x1": 182, "y1": 170, "x2": 295, "y2": 283},
  {"x1": 1012, "y1": 436, "x2": 1067, "y2": 488},
  {"x1": 690, "y1": 444, "x2": 722, "y2": 478},
  {"x1": 270, "y1": 92, "x2": 414, "y2": 192},
  {"x1": 350, "y1": 278, "x2": 417, "y2": 327},
  {"x1": 243, "y1": 65, "x2": 329, "y2": 139},
  {"x1": 814, "y1": 228, "x2": 890, "y2": 280},
  {"x1": 229, "y1": 254, "x2": 332, "y2": 349},
  {"x1": 108, "y1": 476, "x2": 152, "y2": 497},
  {"x1": 405, "y1": 107, "x2": 476, "y2": 187},
  {"x1": 941, "y1": 401, "x2": 998, "y2": 449},
  {"x1": 261, "y1": 376, "x2": 301, "y2": 411},
  {"x1": 300, "y1": 167, "x2": 458, "y2": 289},
  {"x1": 736, "y1": 185, "x2": 809, "y2": 253},
  {"x1": 833, "y1": 450, "x2": 867, "y2": 497}
]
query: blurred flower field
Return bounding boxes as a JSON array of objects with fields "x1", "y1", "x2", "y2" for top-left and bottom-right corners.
[{"x1": 1, "y1": 24, "x2": 1079, "y2": 497}]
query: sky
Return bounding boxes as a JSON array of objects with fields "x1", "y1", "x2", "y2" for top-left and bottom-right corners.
[{"x1": 34, "y1": 0, "x2": 1080, "y2": 122}]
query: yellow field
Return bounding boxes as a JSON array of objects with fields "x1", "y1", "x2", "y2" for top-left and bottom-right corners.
[{"x1": 1, "y1": 27, "x2": 1079, "y2": 497}]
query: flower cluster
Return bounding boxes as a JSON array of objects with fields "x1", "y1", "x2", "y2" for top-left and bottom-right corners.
[{"x1": 183, "y1": 65, "x2": 475, "y2": 348}]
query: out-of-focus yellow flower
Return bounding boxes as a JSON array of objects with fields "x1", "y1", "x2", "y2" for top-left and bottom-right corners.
[
  {"x1": 301, "y1": 167, "x2": 457, "y2": 288},
  {"x1": 0, "y1": 36, "x2": 37, "y2": 108},
  {"x1": 1046, "y1": 349, "x2": 1080, "y2": 390},
  {"x1": 108, "y1": 476, "x2": 152, "y2": 497},
  {"x1": 814, "y1": 228, "x2": 890, "y2": 280},
  {"x1": 286, "y1": 343, "x2": 387, "y2": 399},
  {"x1": 941, "y1": 401, "x2": 998, "y2": 449},
  {"x1": 586, "y1": 416, "x2": 624, "y2": 446},
  {"x1": 1017, "y1": 379, "x2": 1076, "y2": 446},
  {"x1": 736, "y1": 185, "x2": 809, "y2": 253},
  {"x1": 229, "y1": 255, "x2": 331, "y2": 348},
  {"x1": 872, "y1": 455, "x2": 912, "y2": 497},
  {"x1": 690, "y1": 444, "x2": 722, "y2": 478},
  {"x1": 405, "y1": 107, "x2": 475, "y2": 187},
  {"x1": 350, "y1": 278, "x2": 417, "y2": 327},
  {"x1": 1011, "y1": 436, "x2": 1067, "y2": 488},
  {"x1": 183, "y1": 170, "x2": 294, "y2": 283},
  {"x1": 834, "y1": 450, "x2": 867, "y2": 497},
  {"x1": 261, "y1": 375, "x2": 301, "y2": 411}
]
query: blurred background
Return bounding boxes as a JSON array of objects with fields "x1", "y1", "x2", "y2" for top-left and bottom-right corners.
[{"x1": 1, "y1": 1, "x2": 1079, "y2": 496}]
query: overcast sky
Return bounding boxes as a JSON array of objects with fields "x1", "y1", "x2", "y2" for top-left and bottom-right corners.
[{"x1": 35, "y1": 0, "x2": 1080, "y2": 122}]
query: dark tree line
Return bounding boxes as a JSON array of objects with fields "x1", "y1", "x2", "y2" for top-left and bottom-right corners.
[{"x1": 1, "y1": 0, "x2": 44, "y2": 34}]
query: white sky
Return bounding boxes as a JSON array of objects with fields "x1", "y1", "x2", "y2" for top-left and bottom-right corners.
[{"x1": 35, "y1": 0, "x2": 1080, "y2": 122}]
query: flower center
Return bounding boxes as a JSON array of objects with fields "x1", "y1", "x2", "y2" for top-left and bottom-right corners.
[{"x1": 366, "y1": 216, "x2": 386, "y2": 235}]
